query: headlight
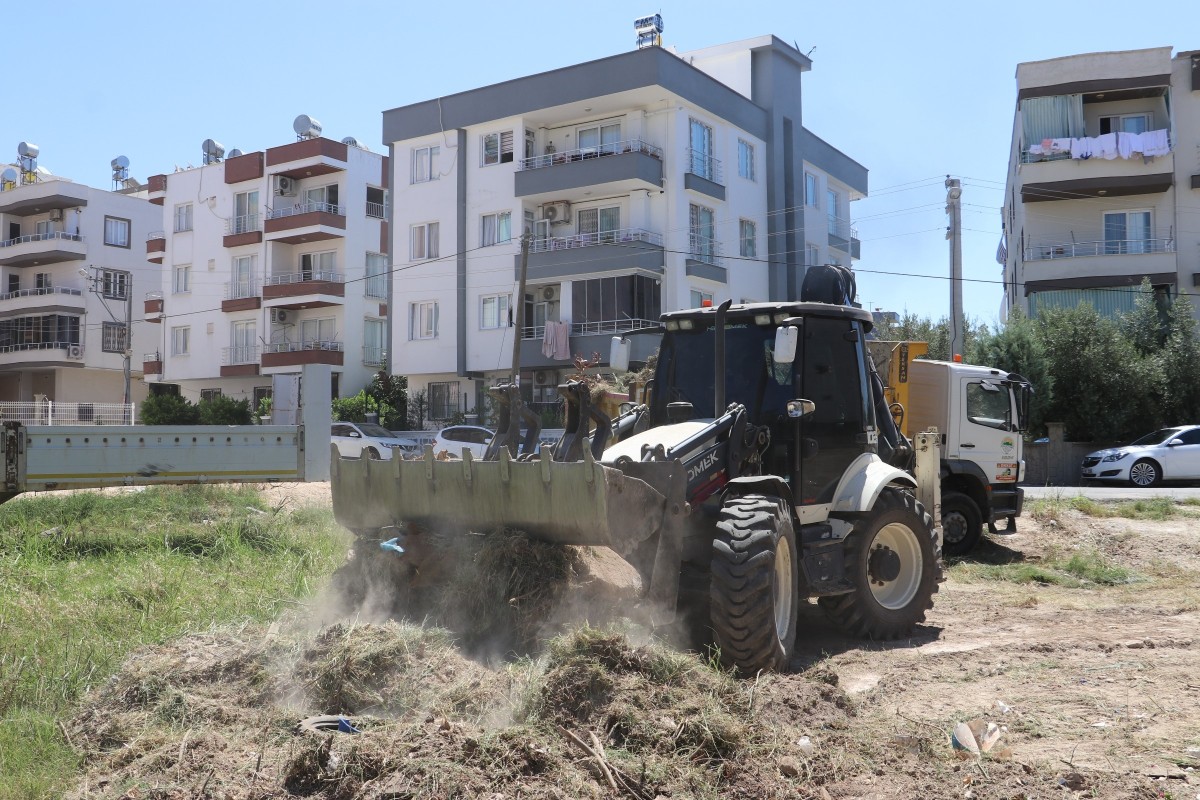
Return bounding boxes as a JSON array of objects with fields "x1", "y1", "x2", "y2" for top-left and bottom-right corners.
[{"x1": 1101, "y1": 452, "x2": 1129, "y2": 462}]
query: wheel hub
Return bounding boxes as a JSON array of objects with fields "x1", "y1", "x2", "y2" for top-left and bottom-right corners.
[{"x1": 868, "y1": 545, "x2": 902, "y2": 584}]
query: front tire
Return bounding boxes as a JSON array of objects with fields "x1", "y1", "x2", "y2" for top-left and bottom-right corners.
[
  {"x1": 1129, "y1": 459, "x2": 1161, "y2": 488},
  {"x1": 709, "y1": 494, "x2": 799, "y2": 673},
  {"x1": 941, "y1": 491, "x2": 983, "y2": 557},
  {"x1": 364, "y1": 447, "x2": 381, "y2": 460},
  {"x1": 820, "y1": 487, "x2": 940, "y2": 640}
]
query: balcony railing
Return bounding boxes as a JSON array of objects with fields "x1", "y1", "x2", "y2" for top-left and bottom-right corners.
[
  {"x1": 265, "y1": 340, "x2": 343, "y2": 353},
  {"x1": 531, "y1": 227, "x2": 663, "y2": 253},
  {"x1": 362, "y1": 345, "x2": 386, "y2": 366},
  {"x1": 225, "y1": 274, "x2": 261, "y2": 299},
  {"x1": 0, "y1": 340, "x2": 79, "y2": 354},
  {"x1": 266, "y1": 201, "x2": 345, "y2": 220},
  {"x1": 686, "y1": 148, "x2": 723, "y2": 184},
  {"x1": 227, "y1": 214, "x2": 262, "y2": 234},
  {"x1": 222, "y1": 345, "x2": 261, "y2": 365},
  {"x1": 828, "y1": 215, "x2": 858, "y2": 241},
  {"x1": 1020, "y1": 129, "x2": 1172, "y2": 164},
  {"x1": 688, "y1": 234, "x2": 723, "y2": 265},
  {"x1": 364, "y1": 275, "x2": 387, "y2": 299},
  {"x1": 0, "y1": 230, "x2": 84, "y2": 248},
  {"x1": 146, "y1": 230, "x2": 165, "y2": 242},
  {"x1": 1023, "y1": 237, "x2": 1175, "y2": 261},
  {"x1": 0, "y1": 285, "x2": 83, "y2": 302},
  {"x1": 366, "y1": 201, "x2": 387, "y2": 219},
  {"x1": 521, "y1": 317, "x2": 658, "y2": 340},
  {"x1": 267, "y1": 271, "x2": 345, "y2": 286},
  {"x1": 518, "y1": 139, "x2": 664, "y2": 171},
  {"x1": 0, "y1": 400, "x2": 135, "y2": 425}
]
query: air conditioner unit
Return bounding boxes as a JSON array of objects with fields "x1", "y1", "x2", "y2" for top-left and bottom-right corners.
[
  {"x1": 540, "y1": 285, "x2": 557, "y2": 301},
  {"x1": 67, "y1": 344, "x2": 83, "y2": 359},
  {"x1": 49, "y1": 209, "x2": 63, "y2": 221},
  {"x1": 270, "y1": 308, "x2": 289, "y2": 323},
  {"x1": 542, "y1": 201, "x2": 571, "y2": 223},
  {"x1": 274, "y1": 175, "x2": 298, "y2": 196},
  {"x1": 534, "y1": 370, "x2": 553, "y2": 386}
]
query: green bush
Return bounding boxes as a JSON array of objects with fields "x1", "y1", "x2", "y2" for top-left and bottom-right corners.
[
  {"x1": 139, "y1": 394, "x2": 200, "y2": 425},
  {"x1": 197, "y1": 395, "x2": 252, "y2": 425}
]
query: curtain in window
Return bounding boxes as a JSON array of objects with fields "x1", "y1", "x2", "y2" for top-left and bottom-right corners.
[
  {"x1": 1020, "y1": 95, "x2": 1084, "y2": 147},
  {"x1": 598, "y1": 207, "x2": 620, "y2": 243}
]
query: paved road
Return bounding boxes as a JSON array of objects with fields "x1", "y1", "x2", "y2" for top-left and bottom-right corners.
[{"x1": 1023, "y1": 485, "x2": 1200, "y2": 501}]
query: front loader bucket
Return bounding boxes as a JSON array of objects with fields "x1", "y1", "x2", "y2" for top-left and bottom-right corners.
[{"x1": 331, "y1": 445, "x2": 671, "y2": 557}]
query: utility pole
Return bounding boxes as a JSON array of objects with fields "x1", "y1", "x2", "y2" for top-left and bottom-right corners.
[
  {"x1": 945, "y1": 176, "x2": 963, "y2": 359},
  {"x1": 511, "y1": 232, "x2": 531, "y2": 382},
  {"x1": 81, "y1": 266, "x2": 133, "y2": 422}
]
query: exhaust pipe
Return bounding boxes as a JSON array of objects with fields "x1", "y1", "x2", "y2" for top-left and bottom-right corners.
[{"x1": 714, "y1": 299, "x2": 732, "y2": 415}]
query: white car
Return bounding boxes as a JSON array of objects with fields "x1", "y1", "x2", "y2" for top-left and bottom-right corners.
[
  {"x1": 430, "y1": 425, "x2": 495, "y2": 459},
  {"x1": 1081, "y1": 425, "x2": 1200, "y2": 487},
  {"x1": 331, "y1": 422, "x2": 419, "y2": 461}
]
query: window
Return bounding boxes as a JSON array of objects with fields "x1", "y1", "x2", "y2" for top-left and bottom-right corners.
[
  {"x1": 363, "y1": 318, "x2": 385, "y2": 366},
  {"x1": 578, "y1": 122, "x2": 621, "y2": 154},
  {"x1": 482, "y1": 131, "x2": 514, "y2": 165},
  {"x1": 230, "y1": 320, "x2": 256, "y2": 364},
  {"x1": 410, "y1": 301, "x2": 439, "y2": 340},
  {"x1": 827, "y1": 189, "x2": 841, "y2": 230},
  {"x1": 1099, "y1": 113, "x2": 1150, "y2": 135},
  {"x1": 104, "y1": 216, "x2": 130, "y2": 247},
  {"x1": 688, "y1": 118, "x2": 714, "y2": 179},
  {"x1": 366, "y1": 186, "x2": 387, "y2": 218},
  {"x1": 739, "y1": 219, "x2": 757, "y2": 258},
  {"x1": 6, "y1": 274, "x2": 18, "y2": 293},
  {"x1": 35, "y1": 272, "x2": 51, "y2": 290},
  {"x1": 300, "y1": 250, "x2": 336, "y2": 280},
  {"x1": 411, "y1": 222, "x2": 439, "y2": 260},
  {"x1": 35, "y1": 219, "x2": 51, "y2": 237},
  {"x1": 233, "y1": 191, "x2": 259, "y2": 234},
  {"x1": 101, "y1": 321, "x2": 128, "y2": 353},
  {"x1": 365, "y1": 252, "x2": 388, "y2": 299},
  {"x1": 173, "y1": 203, "x2": 193, "y2": 233},
  {"x1": 690, "y1": 289, "x2": 713, "y2": 308},
  {"x1": 200, "y1": 389, "x2": 222, "y2": 402},
  {"x1": 412, "y1": 146, "x2": 439, "y2": 183},
  {"x1": 171, "y1": 326, "x2": 190, "y2": 356},
  {"x1": 1104, "y1": 210, "x2": 1152, "y2": 254},
  {"x1": 481, "y1": 211, "x2": 512, "y2": 246},
  {"x1": 305, "y1": 184, "x2": 339, "y2": 211},
  {"x1": 300, "y1": 316, "x2": 337, "y2": 347},
  {"x1": 805, "y1": 173, "x2": 818, "y2": 207},
  {"x1": 689, "y1": 203, "x2": 716, "y2": 262},
  {"x1": 253, "y1": 386, "x2": 272, "y2": 409},
  {"x1": 576, "y1": 206, "x2": 620, "y2": 243},
  {"x1": 101, "y1": 270, "x2": 129, "y2": 300},
  {"x1": 570, "y1": 276, "x2": 661, "y2": 327},
  {"x1": 173, "y1": 264, "x2": 191, "y2": 294},
  {"x1": 806, "y1": 243, "x2": 820, "y2": 266},
  {"x1": 481, "y1": 294, "x2": 511, "y2": 329},
  {"x1": 429, "y1": 382, "x2": 460, "y2": 420},
  {"x1": 231, "y1": 255, "x2": 256, "y2": 299},
  {"x1": 737, "y1": 139, "x2": 755, "y2": 180},
  {"x1": 965, "y1": 382, "x2": 1011, "y2": 430}
]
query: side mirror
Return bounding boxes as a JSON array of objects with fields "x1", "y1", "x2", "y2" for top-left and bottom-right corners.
[
  {"x1": 1167, "y1": 439, "x2": 1182, "y2": 447},
  {"x1": 350, "y1": 431, "x2": 361, "y2": 438},
  {"x1": 787, "y1": 398, "x2": 816, "y2": 419},
  {"x1": 773, "y1": 325, "x2": 799, "y2": 365},
  {"x1": 618, "y1": 401, "x2": 634, "y2": 415},
  {"x1": 610, "y1": 336, "x2": 631, "y2": 373}
]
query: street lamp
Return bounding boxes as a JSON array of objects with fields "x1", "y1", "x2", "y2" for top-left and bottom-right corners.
[{"x1": 80, "y1": 266, "x2": 133, "y2": 421}]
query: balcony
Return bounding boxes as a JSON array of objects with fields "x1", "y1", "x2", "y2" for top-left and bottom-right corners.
[
  {"x1": 224, "y1": 151, "x2": 264, "y2": 184},
  {"x1": 0, "y1": 340, "x2": 82, "y2": 367},
  {"x1": 517, "y1": 228, "x2": 665, "y2": 282},
  {"x1": 1020, "y1": 130, "x2": 1173, "y2": 202},
  {"x1": 143, "y1": 352, "x2": 162, "y2": 376},
  {"x1": 144, "y1": 290, "x2": 164, "y2": 322},
  {"x1": 1022, "y1": 235, "x2": 1176, "y2": 285},
  {"x1": 685, "y1": 236, "x2": 726, "y2": 283},
  {"x1": 146, "y1": 231, "x2": 165, "y2": 263},
  {"x1": 0, "y1": 231, "x2": 86, "y2": 268},
  {"x1": 224, "y1": 214, "x2": 263, "y2": 248},
  {"x1": 223, "y1": 274, "x2": 262, "y2": 312},
  {"x1": 362, "y1": 345, "x2": 385, "y2": 367},
  {"x1": 684, "y1": 149, "x2": 725, "y2": 201},
  {"x1": 264, "y1": 201, "x2": 346, "y2": 244},
  {"x1": 515, "y1": 139, "x2": 663, "y2": 201},
  {"x1": 221, "y1": 345, "x2": 261, "y2": 377},
  {"x1": 518, "y1": 318, "x2": 660, "y2": 370},
  {"x1": 827, "y1": 216, "x2": 861, "y2": 260},
  {"x1": 0, "y1": 285, "x2": 85, "y2": 317},
  {"x1": 262, "y1": 271, "x2": 345, "y2": 309},
  {"x1": 261, "y1": 340, "x2": 344, "y2": 371},
  {"x1": 147, "y1": 174, "x2": 167, "y2": 206},
  {"x1": 266, "y1": 137, "x2": 349, "y2": 178},
  {"x1": 0, "y1": 180, "x2": 89, "y2": 216}
]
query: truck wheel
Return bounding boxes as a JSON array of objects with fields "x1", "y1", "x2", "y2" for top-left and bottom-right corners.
[
  {"x1": 941, "y1": 491, "x2": 983, "y2": 557},
  {"x1": 709, "y1": 494, "x2": 799, "y2": 673},
  {"x1": 819, "y1": 488, "x2": 940, "y2": 640}
]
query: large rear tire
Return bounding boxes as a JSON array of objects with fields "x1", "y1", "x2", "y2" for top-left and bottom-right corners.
[
  {"x1": 941, "y1": 491, "x2": 983, "y2": 557},
  {"x1": 709, "y1": 494, "x2": 800, "y2": 673},
  {"x1": 819, "y1": 487, "x2": 940, "y2": 640}
]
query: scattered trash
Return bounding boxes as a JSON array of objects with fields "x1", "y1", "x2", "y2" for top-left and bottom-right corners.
[
  {"x1": 979, "y1": 723, "x2": 1003, "y2": 753},
  {"x1": 1185, "y1": 746, "x2": 1200, "y2": 759},
  {"x1": 1144, "y1": 765, "x2": 1187, "y2": 780},
  {"x1": 379, "y1": 537, "x2": 406, "y2": 556},
  {"x1": 995, "y1": 700, "x2": 1012, "y2": 714},
  {"x1": 951, "y1": 719, "x2": 1005, "y2": 758},
  {"x1": 796, "y1": 736, "x2": 815, "y2": 757},
  {"x1": 1058, "y1": 771, "x2": 1088, "y2": 791},
  {"x1": 1091, "y1": 721, "x2": 1112, "y2": 728},
  {"x1": 952, "y1": 722, "x2": 980, "y2": 756},
  {"x1": 296, "y1": 715, "x2": 361, "y2": 734}
]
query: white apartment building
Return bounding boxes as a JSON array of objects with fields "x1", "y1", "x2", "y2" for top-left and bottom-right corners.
[
  {"x1": 0, "y1": 154, "x2": 159, "y2": 405},
  {"x1": 142, "y1": 129, "x2": 389, "y2": 405},
  {"x1": 382, "y1": 36, "x2": 866, "y2": 421},
  {"x1": 1002, "y1": 47, "x2": 1200, "y2": 319}
]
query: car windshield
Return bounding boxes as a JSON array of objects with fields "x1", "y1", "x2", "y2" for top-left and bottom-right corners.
[
  {"x1": 356, "y1": 423, "x2": 394, "y2": 438},
  {"x1": 1130, "y1": 428, "x2": 1181, "y2": 446}
]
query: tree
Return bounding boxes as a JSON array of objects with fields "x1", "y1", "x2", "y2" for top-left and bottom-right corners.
[
  {"x1": 888, "y1": 313, "x2": 983, "y2": 362},
  {"x1": 408, "y1": 389, "x2": 429, "y2": 430},
  {"x1": 368, "y1": 371, "x2": 409, "y2": 429},
  {"x1": 967, "y1": 309, "x2": 1051, "y2": 436},
  {"x1": 1157, "y1": 293, "x2": 1200, "y2": 426},
  {"x1": 332, "y1": 390, "x2": 379, "y2": 423}
]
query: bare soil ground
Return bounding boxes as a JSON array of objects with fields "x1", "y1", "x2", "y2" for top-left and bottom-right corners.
[{"x1": 63, "y1": 484, "x2": 1200, "y2": 799}]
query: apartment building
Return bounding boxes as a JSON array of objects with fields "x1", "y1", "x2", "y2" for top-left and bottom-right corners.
[
  {"x1": 0, "y1": 152, "x2": 159, "y2": 404},
  {"x1": 382, "y1": 35, "x2": 866, "y2": 421},
  {"x1": 142, "y1": 125, "x2": 389, "y2": 406},
  {"x1": 1002, "y1": 47, "x2": 1200, "y2": 319}
]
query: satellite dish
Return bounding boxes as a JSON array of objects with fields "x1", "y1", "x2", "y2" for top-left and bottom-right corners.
[
  {"x1": 228, "y1": 148, "x2": 244, "y2": 158},
  {"x1": 293, "y1": 114, "x2": 322, "y2": 139},
  {"x1": 341, "y1": 136, "x2": 359, "y2": 147},
  {"x1": 17, "y1": 141, "x2": 39, "y2": 159},
  {"x1": 111, "y1": 155, "x2": 130, "y2": 170}
]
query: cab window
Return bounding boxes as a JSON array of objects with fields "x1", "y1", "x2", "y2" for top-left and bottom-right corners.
[{"x1": 966, "y1": 382, "x2": 1011, "y2": 430}]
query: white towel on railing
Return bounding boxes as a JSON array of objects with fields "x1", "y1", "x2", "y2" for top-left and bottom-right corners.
[
  {"x1": 1140, "y1": 129, "x2": 1170, "y2": 157},
  {"x1": 553, "y1": 321, "x2": 572, "y2": 361},
  {"x1": 541, "y1": 323, "x2": 556, "y2": 358}
]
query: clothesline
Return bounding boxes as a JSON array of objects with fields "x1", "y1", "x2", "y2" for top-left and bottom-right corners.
[{"x1": 1026, "y1": 129, "x2": 1170, "y2": 160}]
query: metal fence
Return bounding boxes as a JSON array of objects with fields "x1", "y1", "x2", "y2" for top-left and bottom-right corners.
[
  {"x1": 518, "y1": 138, "x2": 663, "y2": 171},
  {"x1": 0, "y1": 400, "x2": 135, "y2": 425}
]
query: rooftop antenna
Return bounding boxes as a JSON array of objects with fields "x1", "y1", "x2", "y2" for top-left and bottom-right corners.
[
  {"x1": 634, "y1": 13, "x2": 663, "y2": 49},
  {"x1": 293, "y1": 114, "x2": 322, "y2": 141},
  {"x1": 111, "y1": 155, "x2": 130, "y2": 189},
  {"x1": 201, "y1": 139, "x2": 225, "y2": 165},
  {"x1": 1, "y1": 167, "x2": 17, "y2": 192},
  {"x1": 17, "y1": 142, "x2": 39, "y2": 185}
]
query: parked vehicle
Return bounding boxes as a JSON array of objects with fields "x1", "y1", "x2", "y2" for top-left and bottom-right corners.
[
  {"x1": 430, "y1": 425, "x2": 494, "y2": 459},
  {"x1": 331, "y1": 422, "x2": 419, "y2": 461},
  {"x1": 1081, "y1": 425, "x2": 1200, "y2": 487}
]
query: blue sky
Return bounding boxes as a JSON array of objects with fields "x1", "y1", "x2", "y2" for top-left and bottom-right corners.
[{"x1": 4, "y1": 0, "x2": 1192, "y2": 324}]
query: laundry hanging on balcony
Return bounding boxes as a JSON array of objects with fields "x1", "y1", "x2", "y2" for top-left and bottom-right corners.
[
  {"x1": 1026, "y1": 129, "x2": 1171, "y2": 160},
  {"x1": 541, "y1": 320, "x2": 572, "y2": 361}
]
